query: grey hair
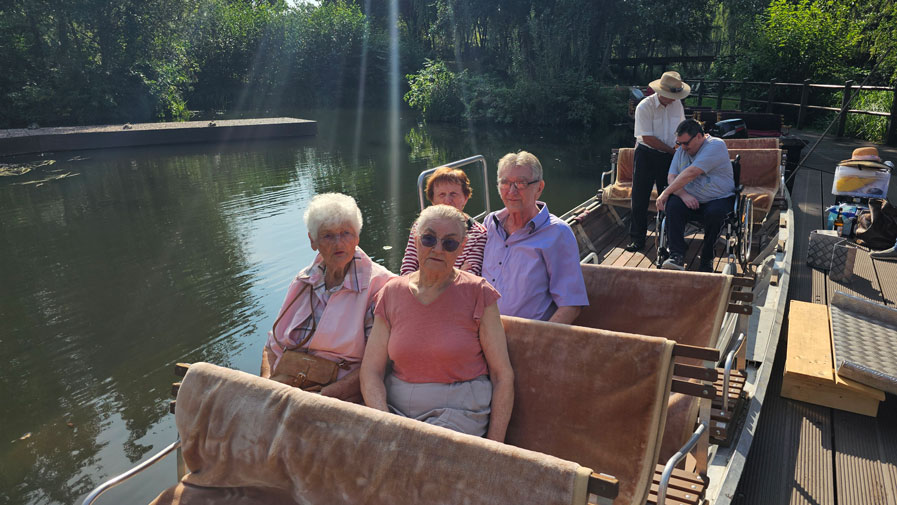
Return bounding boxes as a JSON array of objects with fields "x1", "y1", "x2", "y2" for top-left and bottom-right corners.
[
  {"x1": 497, "y1": 150, "x2": 543, "y2": 181},
  {"x1": 303, "y1": 193, "x2": 363, "y2": 239},
  {"x1": 415, "y1": 204, "x2": 467, "y2": 240}
]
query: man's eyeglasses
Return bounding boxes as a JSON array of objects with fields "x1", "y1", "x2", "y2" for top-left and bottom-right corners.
[
  {"x1": 676, "y1": 134, "x2": 696, "y2": 147},
  {"x1": 498, "y1": 179, "x2": 540, "y2": 191},
  {"x1": 420, "y1": 233, "x2": 461, "y2": 252}
]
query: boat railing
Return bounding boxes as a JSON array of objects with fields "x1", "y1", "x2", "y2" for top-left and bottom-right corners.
[
  {"x1": 82, "y1": 438, "x2": 181, "y2": 505},
  {"x1": 417, "y1": 155, "x2": 491, "y2": 220}
]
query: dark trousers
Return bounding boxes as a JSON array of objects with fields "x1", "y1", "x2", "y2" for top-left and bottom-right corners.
[
  {"x1": 630, "y1": 144, "x2": 673, "y2": 243},
  {"x1": 666, "y1": 194, "x2": 736, "y2": 263}
]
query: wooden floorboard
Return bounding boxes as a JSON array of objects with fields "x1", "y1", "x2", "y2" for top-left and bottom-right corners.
[
  {"x1": 872, "y1": 260, "x2": 897, "y2": 306},
  {"x1": 833, "y1": 406, "x2": 897, "y2": 505}
]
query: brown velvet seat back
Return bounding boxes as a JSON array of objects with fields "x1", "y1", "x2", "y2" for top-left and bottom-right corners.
[
  {"x1": 152, "y1": 363, "x2": 593, "y2": 505},
  {"x1": 728, "y1": 148, "x2": 782, "y2": 220},
  {"x1": 616, "y1": 148, "x2": 635, "y2": 184},
  {"x1": 724, "y1": 138, "x2": 779, "y2": 149},
  {"x1": 501, "y1": 316, "x2": 675, "y2": 505},
  {"x1": 574, "y1": 264, "x2": 732, "y2": 349}
]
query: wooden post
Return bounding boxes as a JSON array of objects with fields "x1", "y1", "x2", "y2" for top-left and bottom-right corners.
[
  {"x1": 886, "y1": 83, "x2": 897, "y2": 146},
  {"x1": 797, "y1": 79, "x2": 811, "y2": 129},
  {"x1": 837, "y1": 80, "x2": 853, "y2": 138},
  {"x1": 716, "y1": 79, "x2": 725, "y2": 111},
  {"x1": 740, "y1": 78, "x2": 748, "y2": 111},
  {"x1": 697, "y1": 78, "x2": 705, "y2": 106},
  {"x1": 766, "y1": 78, "x2": 777, "y2": 113}
]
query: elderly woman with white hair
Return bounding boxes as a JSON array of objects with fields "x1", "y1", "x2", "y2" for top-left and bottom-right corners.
[
  {"x1": 261, "y1": 193, "x2": 394, "y2": 402},
  {"x1": 361, "y1": 205, "x2": 514, "y2": 441}
]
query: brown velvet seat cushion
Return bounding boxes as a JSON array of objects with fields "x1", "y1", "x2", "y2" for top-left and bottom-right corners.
[
  {"x1": 728, "y1": 148, "x2": 782, "y2": 221},
  {"x1": 151, "y1": 363, "x2": 592, "y2": 505},
  {"x1": 501, "y1": 316, "x2": 675, "y2": 505}
]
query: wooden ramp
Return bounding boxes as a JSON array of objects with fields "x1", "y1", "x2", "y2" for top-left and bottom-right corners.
[{"x1": 781, "y1": 300, "x2": 884, "y2": 416}]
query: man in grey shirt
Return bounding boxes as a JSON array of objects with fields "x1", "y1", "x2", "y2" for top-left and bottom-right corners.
[{"x1": 656, "y1": 119, "x2": 735, "y2": 271}]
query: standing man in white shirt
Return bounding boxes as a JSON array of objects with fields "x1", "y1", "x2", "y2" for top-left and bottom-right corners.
[{"x1": 625, "y1": 71, "x2": 690, "y2": 252}]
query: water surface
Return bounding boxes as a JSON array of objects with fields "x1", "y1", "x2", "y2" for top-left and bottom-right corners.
[{"x1": 0, "y1": 108, "x2": 631, "y2": 504}]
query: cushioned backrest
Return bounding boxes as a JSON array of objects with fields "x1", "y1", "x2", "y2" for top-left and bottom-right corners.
[
  {"x1": 159, "y1": 363, "x2": 592, "y2": 505},
  {"x1": 727, "y1": 148, "x2": 781, "y2": 189},
  {"x1": 724, "y1": 138, "x2": 779, "y2": 149},
  {"x1": 616, "y1": 148, "x2": 635, "y2": 184},
  {"x1": 573, "y1": 264, "x2": 732, "y2": 349},
  {"x1": 502, "y1": 316, "x2": 675, "y2": 505}
]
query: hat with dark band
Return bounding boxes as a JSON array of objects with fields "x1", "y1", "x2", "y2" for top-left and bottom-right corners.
[
  {"x1": 649, "y1": 71, "x2": 691, "y2": 100},
  {"x1": 839, "y1": 146, "x2": 891, "y2": 170}
]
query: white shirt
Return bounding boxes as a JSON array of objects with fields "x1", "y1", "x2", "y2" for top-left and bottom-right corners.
[{"x1": 634, "y1": 93, "x2": 685, "y2": 151}]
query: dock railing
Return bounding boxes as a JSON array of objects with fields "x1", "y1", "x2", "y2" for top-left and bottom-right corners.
[{"x1": 677, "y1": 77, "x2": 897, "y2": 144}]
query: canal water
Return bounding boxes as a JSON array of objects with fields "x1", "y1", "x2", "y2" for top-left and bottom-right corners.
[{"x1": 0, "y1": 108, "x2": 631, "y2": 504}]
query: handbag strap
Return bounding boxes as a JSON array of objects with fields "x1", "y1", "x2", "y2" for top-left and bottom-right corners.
[{"x1": 271, "y1": 283, "x2": 318, "y2": 351}]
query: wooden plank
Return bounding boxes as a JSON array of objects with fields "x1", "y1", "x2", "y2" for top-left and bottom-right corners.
[
  {"x1": 674, "y1": 363, "x2": 718, "y2": 382},
  {"x1": 833, "y1": 408, "x2": 897, "y2": 505},
  {"x1": 671, "y1": 379, "x2": 716, "y2": 399},
  {"x1": 673, "y1": 344, "x2": 720, "y2": 361},
  {"x1": 652, "y1": 464, "x2": 707, "y2": 489},
  {"x1": 587, "y1": 473, "x2": 619, "y2": 499},
  {"x1": 781, "y1": 301, "x2": 883, "y2": 416}
]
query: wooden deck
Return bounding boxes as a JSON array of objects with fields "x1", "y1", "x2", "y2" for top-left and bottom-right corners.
[
  {"x1": 732, "y1": 131, "x2": 897, "y2": 505},
  {"x1": 579, "y1": 130, "x2": 897, "y2": 504}
]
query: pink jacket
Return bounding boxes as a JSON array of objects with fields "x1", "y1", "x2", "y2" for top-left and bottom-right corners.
[{"x1": 266, "y1": 247, "x2": 394, "y2": 376}]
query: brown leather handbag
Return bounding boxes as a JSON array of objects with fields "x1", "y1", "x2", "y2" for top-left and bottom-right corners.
[{"x1": 269, "y1": 285, "x2": 347, "y2": 391}]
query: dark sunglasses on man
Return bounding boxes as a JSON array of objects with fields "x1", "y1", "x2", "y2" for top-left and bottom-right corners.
[
  {"x1": 420, "y1": 233, "x2": 461, "y2": 252},
  {"x1": 675, "y1": 134, "x2": 697, "y2": 147}
]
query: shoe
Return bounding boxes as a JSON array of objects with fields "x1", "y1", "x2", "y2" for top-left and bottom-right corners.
[
  {"x1": 870, "y1": 245, "x2": 897, "y2": 260},
  {"x1": 662, "y1": 253, "x2": 686, "y2": 270},
  {"x1": 624, "y1": 241, "x2": 644, "y2": 252}
]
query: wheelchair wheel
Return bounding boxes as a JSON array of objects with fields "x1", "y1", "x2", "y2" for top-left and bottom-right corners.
[{"x1": 737, "y1": 197, "x2": 753, "y2": 269}]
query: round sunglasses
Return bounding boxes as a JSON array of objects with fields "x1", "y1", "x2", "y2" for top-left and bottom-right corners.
[{"x1": 420, "y1": 233, "x2": 461, "y2": 252}]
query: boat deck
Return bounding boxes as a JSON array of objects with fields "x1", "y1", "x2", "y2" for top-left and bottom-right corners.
[
  {"x1": 581, "y1": 130, "x2": 897, "y2": 504},
  {"x1": 733, "y1": 132, "x2": 897, "y2": 505}
]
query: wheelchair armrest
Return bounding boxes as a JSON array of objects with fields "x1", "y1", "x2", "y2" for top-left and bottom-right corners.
[{"x1": 735, "y1": 184, "x2": 744, "y2": 194}]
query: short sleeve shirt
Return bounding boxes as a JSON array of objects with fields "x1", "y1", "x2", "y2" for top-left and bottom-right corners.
[
  {"x1": 634, "y1": 93, "x2": 685, "y2": 150},
  {"x1": 374, "y1": 271, "x2": 500, "y2": 384},
  {"x1": 669, "y1": 136, "x2": 736, "y2": 203},
  {"x1": 481, "y1": 202, "x2": 589, "y2": 321}
]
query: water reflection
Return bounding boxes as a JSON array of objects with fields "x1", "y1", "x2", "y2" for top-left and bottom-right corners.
[{"x1": 0, "y1": 108, "x2": 631, "y2": 504}]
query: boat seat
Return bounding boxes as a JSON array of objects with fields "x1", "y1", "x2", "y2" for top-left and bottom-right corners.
[
  {"x1": 723, "y1": 138, "x2": 779, "y2": 149},
  {"x1": 602, "y1": 146, "x2": 783, "y2": 226},
  {"x1": 153, "y1": 362, "x2": 614, "y2": 505},
  {"x1": 501, "y1": 316, "x2": 680, "y2": 505},
  {"x1": 602, "y1": 148, "x2": 660, "y2": 213},
  {"x1": 726, "y1": 148, "x2": 783, "y2": 222},
  {"x1": 572, "y1": 264, "x2": 742, "y2": 457}
]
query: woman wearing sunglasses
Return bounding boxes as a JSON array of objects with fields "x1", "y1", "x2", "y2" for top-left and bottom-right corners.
[
  {"x1": 361, "y1": 205, "x2": 514, "y2": 441},
  {"x1": 400, "y1": 166, "x2": 488, "y2": 276}
]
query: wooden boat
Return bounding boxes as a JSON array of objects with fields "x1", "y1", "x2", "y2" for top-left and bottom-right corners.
[{"x1": 83, "y1": 140, "x2": 794, "y2": 505}]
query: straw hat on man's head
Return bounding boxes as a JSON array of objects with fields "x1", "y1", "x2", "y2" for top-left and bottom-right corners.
[
  {"x1": 649, "y1": 71, "x2": 691, "y2": 100},
  {"x1": 839, "y1": 146, "x2": 891, "y2": 170}
]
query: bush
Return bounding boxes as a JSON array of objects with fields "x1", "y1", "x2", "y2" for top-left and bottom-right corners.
[{"x1": 404, "y1": 59, "x2": 466, "y2": 122}]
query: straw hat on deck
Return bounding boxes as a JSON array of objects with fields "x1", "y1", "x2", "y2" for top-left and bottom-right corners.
[
  {"x1": 649, "y1": 71, "x2": 691, "y2": 100},
  {"x1": 839, "y1": 146, "x2": 891, "y2": 170}
]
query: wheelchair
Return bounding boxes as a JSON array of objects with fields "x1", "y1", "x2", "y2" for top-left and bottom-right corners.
[{"x1": 655, "y1": 155, "x2": 754, "y2": 272}]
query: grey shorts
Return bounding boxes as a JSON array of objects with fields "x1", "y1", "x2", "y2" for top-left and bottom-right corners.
[{"x1": 385, "y1": 374, "x2": 492, "y2": 437}]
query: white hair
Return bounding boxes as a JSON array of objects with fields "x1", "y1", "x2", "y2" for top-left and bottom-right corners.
[
  {"x1": 415, "y1": 204, "x2": 467, "y2": 239},
  {"x1": 497, "y1": 150, "x2": 543, "y2": 181},
  {"x1": 303, "y1": 193, "x2": 363, "y2": 239}
]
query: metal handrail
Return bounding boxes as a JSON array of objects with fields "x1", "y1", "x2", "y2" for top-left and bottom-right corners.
[
  {"x1": 657, "y1": 423, "x2": 708, "y2": 505},
  {"x1": 82, "y1": 438, "x2": 181, "y2": 505},
  {"x1": 723, "y1": 332, "x2": 746, "y2": 412},
  {"x1": 417, "y1": 155, "x2": 491, "y2": 221}
]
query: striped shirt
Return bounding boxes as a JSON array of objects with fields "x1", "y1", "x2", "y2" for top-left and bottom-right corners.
[{"x1": 400, "y1": 217, "x2": 487, "y2": 276}]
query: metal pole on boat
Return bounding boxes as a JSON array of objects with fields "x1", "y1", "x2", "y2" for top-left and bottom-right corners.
[{"x1": 81, "y1": 439, "x2": 182, "y2": 505}]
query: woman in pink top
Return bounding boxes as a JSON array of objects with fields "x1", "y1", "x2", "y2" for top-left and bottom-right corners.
[
  {"x1": 400, "y1": 166, "x2": 487, "y2": 276},
  {"x1": 361, "y1": 205, "x2": 514, "y2": 441}
]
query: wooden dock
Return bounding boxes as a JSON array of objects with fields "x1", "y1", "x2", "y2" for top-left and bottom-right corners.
[
  {"x1": 733, "y1": 130, "x2": 897, "y2": 504},
  {"x1": 0, "y1": 117, "x2": 316, "y2": 156}
]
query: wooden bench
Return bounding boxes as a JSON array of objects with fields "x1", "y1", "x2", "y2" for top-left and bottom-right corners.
[
  {"x1": 573, "y1": 264, "x2": 753, "y2": 449},
  {"x1": 500, "y1": 315, "x2": 719, "y2": 505}
]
